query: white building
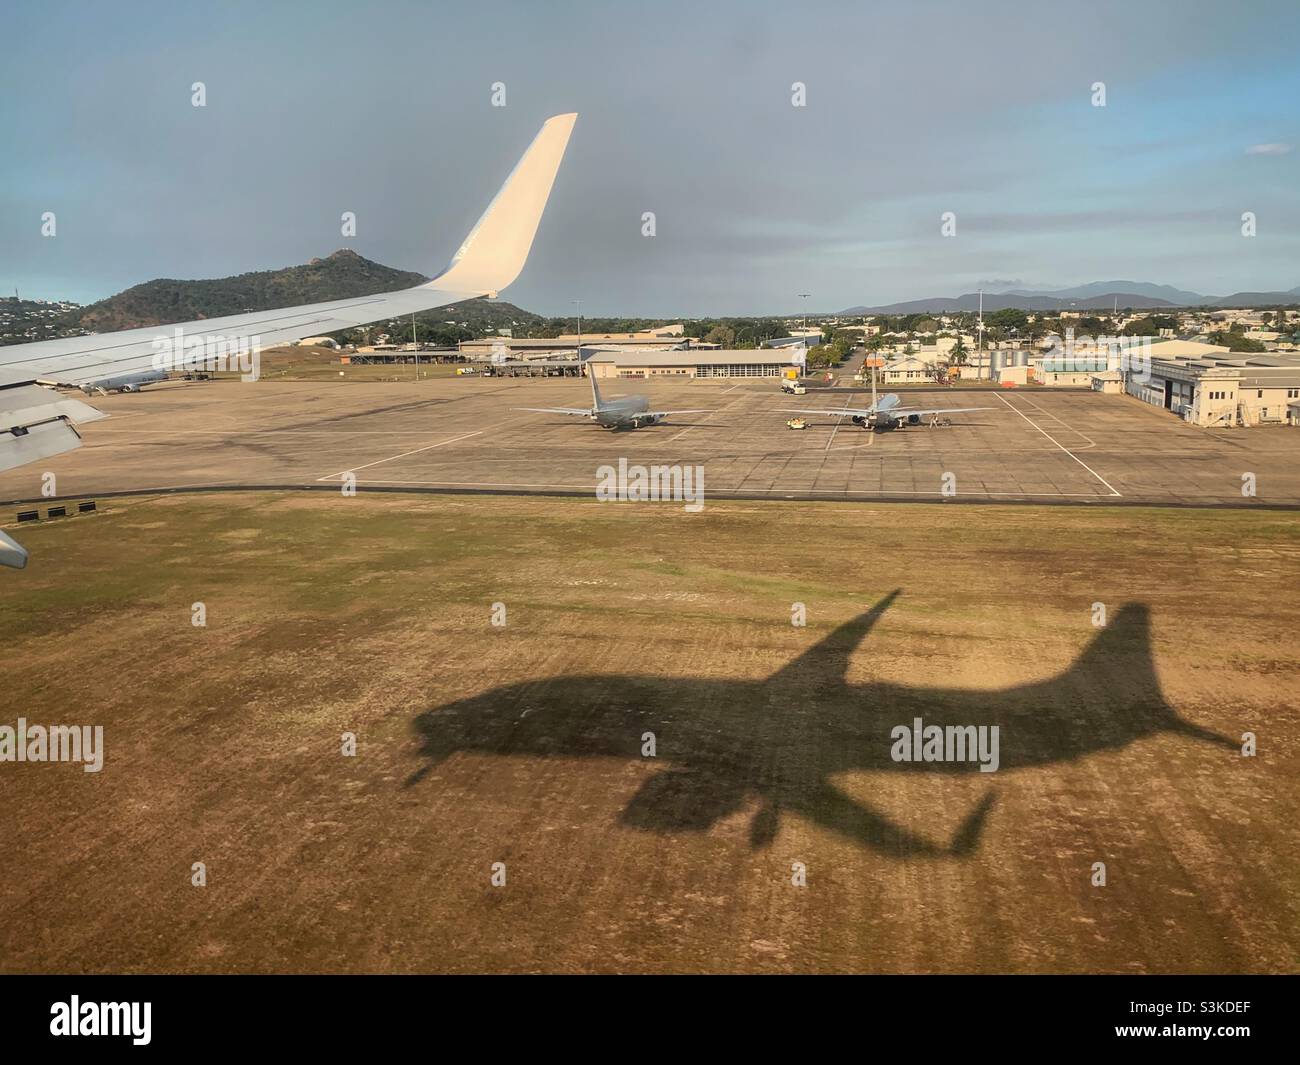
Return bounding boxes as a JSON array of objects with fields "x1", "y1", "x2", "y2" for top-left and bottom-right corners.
[
  {"x1": 879, "y1": 355, "x2": 937, "y2": 384},
  {"x1": 1124, "y1": 347, "x2": 1300, "y2": 427},
  {"x1": 586, "y1": 349, "x2": 801, "y2": 379}
]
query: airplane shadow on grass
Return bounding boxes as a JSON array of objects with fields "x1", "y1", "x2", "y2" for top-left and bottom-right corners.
[{"x1": 406, "y1": 591, "x2": 1236, "y2": 858}]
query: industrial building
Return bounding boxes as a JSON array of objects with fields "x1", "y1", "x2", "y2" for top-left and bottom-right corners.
[
  {"x1": 585, "y1": 349, "x2": 801, "y2": 379},
  {"x1": 457, "y1": 323, "x2": 713, "y2": 359},
  {"x1": 1125, "y1": 347, "x2": 1300, "y2": 427},
  {"x1": 1035, "y1": 339, "x2": 1230, "y2": 388}
]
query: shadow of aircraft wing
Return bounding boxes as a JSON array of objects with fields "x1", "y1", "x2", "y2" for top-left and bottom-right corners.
[{"x1": 784, "y1": 782, "x2": 997, "y2": 858}]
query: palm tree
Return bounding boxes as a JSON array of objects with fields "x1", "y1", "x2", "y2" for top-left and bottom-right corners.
[{"x1": 950, "y1": 335, "x2": 969, "y2": 366}]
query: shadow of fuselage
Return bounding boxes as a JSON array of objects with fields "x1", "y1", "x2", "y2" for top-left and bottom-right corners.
[{"x1": 407, "y1": 592, "x2": 1234, "y2": 857}]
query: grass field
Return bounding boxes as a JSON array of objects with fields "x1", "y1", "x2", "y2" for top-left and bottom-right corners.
[
  {"x1": 213, "y1": 345, "x2": 469, "y2": 383},
  {"x1": 2, "y1": 493, "x2": 1297, "y2": 973}
]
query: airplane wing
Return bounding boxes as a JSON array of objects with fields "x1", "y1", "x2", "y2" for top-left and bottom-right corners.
[
  {"x1": 776, "y1": 406, "x2": 993, "y2": 418},
  {"x1": 777, "y1": 407, "x2": 876, "y2": 417},
  {"x1": 0, "y1": 385, "x2": 108, "y2": 473},
  {"x1": 887, "y1": 406, "x2": 994, "y2": 417},
  {"x1": 512, "y1": 406, "x2": 592, "y2": 416},
  {"x1": 0, "y1": 113, "x2": 578, "y2": 567},
  {"x1": 642, "y1": 409, "x2": 713, "y2": 418}
]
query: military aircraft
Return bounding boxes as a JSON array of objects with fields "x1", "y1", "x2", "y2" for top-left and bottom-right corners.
[
  {"x1": 514, "y1": 361, "x2": 712, "y2": 430},
  {"x1": 407, "y1": 591, "x2": 1236, "y2": 857},
  {"x1": 0, "y1": 113, "x2": 579, "y2": 567},
  {"x1": 780, "y1": 365, "x2": 995, "y2": 431},
  {"x1": 78, "y1": 369, "x2": 168, "y2": 394}
]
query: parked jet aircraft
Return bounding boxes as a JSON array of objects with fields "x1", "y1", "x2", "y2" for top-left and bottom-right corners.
[
  {"x1": 780, "y1": 366, "x2": 994, "y2": 431},
  {"x1": 407, "y1": 591, "x2": 1236, "y2": 857},
  {"x1": 514, "y1": 362, "x2": 711, "y2": 429},
  {"x1": 0, "y1": 113, "x2": 579, "y2": 567},
  {"x1": 79, "y1": 370, "x2": 169, "y2": 394}
]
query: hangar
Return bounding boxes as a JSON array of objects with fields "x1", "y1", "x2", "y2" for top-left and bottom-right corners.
[
  {"x1": 586, "y1": 349, "x2": 801, "y2": 379},
  {"x1": 1126, "y1": 348, "x2": 1300, "y2": 427}
]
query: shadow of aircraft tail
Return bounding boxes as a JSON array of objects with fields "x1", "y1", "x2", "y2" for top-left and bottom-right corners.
[{"x1": 1022, "y1": 601, "x2": 1239, "y2": 756}]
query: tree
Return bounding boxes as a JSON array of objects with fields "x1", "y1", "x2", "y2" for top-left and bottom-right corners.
[
  {"x1": 705, "y1": 324, "x2": 736, "y2": 348},
  {"x1": 987, "y1": 307, "x2": 1028, "y2": 332},
  {"x1": 950, "y1": 335, "x2": 969, "y2": 366},
  {"x1": 805, "y1": 344, "x2": 835, "y2": 368},
  {"x1": 1209, "y1": 331, "x2": 1266, "y2": 353}
]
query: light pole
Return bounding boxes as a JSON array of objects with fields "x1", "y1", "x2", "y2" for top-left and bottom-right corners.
[
  {"x1": 798, "y1": 293, "x2": 811, "y2": 375},
  {"x1": 572, "y1": 298, "x2": 582, "y2": 378}
]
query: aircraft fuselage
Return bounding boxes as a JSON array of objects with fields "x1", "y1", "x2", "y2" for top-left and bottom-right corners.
[{"x1": 595, "y1": 394, "x2": 659, "y2": 429}]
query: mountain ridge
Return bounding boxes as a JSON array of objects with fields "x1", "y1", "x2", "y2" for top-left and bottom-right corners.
[
  {"x1": 842, "y1": 281, "x2": 1300, "y2": 315},
  {"x1": 45, "y1": 250, "x2": 543, "y2": 340}
]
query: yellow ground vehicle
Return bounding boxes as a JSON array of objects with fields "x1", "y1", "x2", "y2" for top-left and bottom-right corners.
[{"x1": 786, "y1": 417, "x2": 808, "y2": 430}]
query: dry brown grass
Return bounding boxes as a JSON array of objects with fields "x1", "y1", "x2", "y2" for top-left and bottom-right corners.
[{"x1": 2, "y1": 493, "x2": 1297, "y2": 972}]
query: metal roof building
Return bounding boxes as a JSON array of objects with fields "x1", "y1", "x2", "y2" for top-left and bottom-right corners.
[{"x1": 585, "y1": 348, "x2": 802, "y2": 379}]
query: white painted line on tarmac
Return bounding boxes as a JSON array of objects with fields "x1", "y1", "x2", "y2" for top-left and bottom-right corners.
[
  {"x1": 666, "y1": 394, "x2": 744, "y2": 443},
  {"x1": 317, "y1": 430, "x2": 484, "y2": 481},
  {"x1": 995, "y1": 394, "x2": 1121, "y2": 496}
]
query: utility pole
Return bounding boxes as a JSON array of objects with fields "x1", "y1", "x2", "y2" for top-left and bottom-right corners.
[
  {"x1": 977, "y1": 289, "x2": 985, "y2": 380},
  {"x1": 412, "y1": 312, "x2": 419, "y2": 380}
]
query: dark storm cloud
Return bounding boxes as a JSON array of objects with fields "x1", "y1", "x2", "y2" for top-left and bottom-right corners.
[{"x1": 2, "y1": 0, "x2": 1298, "y2": 314}]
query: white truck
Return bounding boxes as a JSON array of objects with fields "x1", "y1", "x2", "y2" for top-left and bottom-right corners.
[{"x1": 780, "y1": 380, "x2": 807, "y2": 395}]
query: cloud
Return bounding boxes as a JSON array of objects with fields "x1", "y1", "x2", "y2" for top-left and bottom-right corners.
[{"x1": 1245, "y1": 143, "x2": 1293, "y2": 155}]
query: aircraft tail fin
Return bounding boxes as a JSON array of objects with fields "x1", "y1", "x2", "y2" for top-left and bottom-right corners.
[
  {"x1": 587, "y1": 356, "x2": 603, "y2": 409},
  {"x1": 766, "y1": 589, "x2": 900, "y2": 694},
  {"x1": 1057, "y1": 603, "x2": 1236, "y2": 748},
  {"x1": 1062, "y1": 604, "x2": 1165, "y2": 707},
  {"x1": 425, "y1": 113, "x2": 577, "y2": 298}
]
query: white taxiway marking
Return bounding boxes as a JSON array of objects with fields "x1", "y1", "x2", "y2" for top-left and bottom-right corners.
[
  {"x1": 665, "y1": 394, "x2": 742, "y2": 443},
  {"x1": 995, "y1": 394, "x2": 1121, "y2": 496},
  {"x1": 317, "y1": 429, "x2": 484, "y2": 481},
  {"x1": 1011, "y1": 394, "x2": 1099, "y2": 451}
]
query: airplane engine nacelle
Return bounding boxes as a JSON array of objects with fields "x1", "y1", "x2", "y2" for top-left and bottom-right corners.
[
  {"x1": 906, "y1": 414, "x2": 921, "y2": 425},
  {"x1": 634, "y1": 415, "x2": 661, "y2": 428},
  {"x1": 851, "y1": 415, "x2": 867, "y2": 427},
  {"x1": 120, "y1": 384, "x2": 140, "y2": 393}
]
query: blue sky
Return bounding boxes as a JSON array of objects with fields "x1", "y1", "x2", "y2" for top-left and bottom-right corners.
[{"x1": 2, "y1": 0, "x2": 1297, "y2": 315}]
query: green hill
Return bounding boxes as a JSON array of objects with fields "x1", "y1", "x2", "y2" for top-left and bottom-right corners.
[
  {"x1": 54, "y1": 249, "x2": 544, "y2": 342},
  {"x1": 60, "y1": 250, "x2": 429, "y2": 332}
]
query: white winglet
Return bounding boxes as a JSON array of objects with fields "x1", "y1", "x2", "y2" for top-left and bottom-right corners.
[{"x1": 427, "y1": 113, "x2": 578, "y2": 297}]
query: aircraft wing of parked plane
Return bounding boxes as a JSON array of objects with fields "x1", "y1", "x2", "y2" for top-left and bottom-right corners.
[
  {"x1": 0, "y1": 113, "x2": 578, "y2": 567},
  {"x1": 779, "y1": 365, "x2": 997, "y2": 429},
  {"x1": 516, "y1": 406, "x2": 712, "y2": 417},
  {"x1": 778, "y1": 404, "x2": 994, "y2": 418}
]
